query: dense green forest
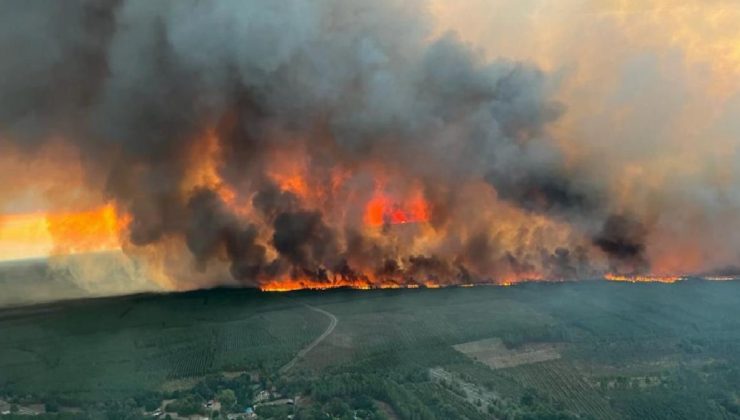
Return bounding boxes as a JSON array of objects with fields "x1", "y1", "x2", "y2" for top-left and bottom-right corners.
[{"x1": 0, "y1": 280, "x2": 739, "y2": 419}]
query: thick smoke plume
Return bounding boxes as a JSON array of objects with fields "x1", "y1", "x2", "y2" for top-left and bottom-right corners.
[{"x1": 1, "y1": 0, "x2": 736, "y2": 292}]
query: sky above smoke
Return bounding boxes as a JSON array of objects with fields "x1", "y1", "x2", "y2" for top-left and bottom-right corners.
[{"x1": 0, "y1": 0, "x2": 738, "y2": 296}]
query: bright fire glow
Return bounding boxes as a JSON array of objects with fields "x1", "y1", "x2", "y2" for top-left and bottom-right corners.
[
  {"x1": 184, "y1": 130, "x2": 240, "y2": 210},
  {"x1": 260, "y1": 277, "x2": 388, "y2": 292},
  {"x1": 364, "y1": 191, "x2": 430, "y2": 227},
  {"x1": 259, "y1": 275, "x2": 432, "y2": 292},
  {"x1": 259, "y1": 276, "x2": 523, "y2": 292},
  {"x1": 0, "y1": 203, "x2": 128, "y2": 261}
]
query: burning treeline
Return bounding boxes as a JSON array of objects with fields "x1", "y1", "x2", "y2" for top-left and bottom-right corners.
[{"x1": 0, "y1": 1, "x2": 737, "y2": 292}]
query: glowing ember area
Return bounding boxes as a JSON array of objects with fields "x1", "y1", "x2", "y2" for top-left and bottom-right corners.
[
  {"x1": 46, "y1": 204, "x2": 129, "y2": 254},
  {"x1": 259, "y1": 277, "x2": 516, "y2": 292},
  {"x1": 258, "y1": 275, "x2": 538, "y2": 292},
  {"x1": 273, "y1": 174, "x2": 309, "y2": 199},
  {"x1": 604, "y1": 274, "x2": 685, "y2": 283},
  {"x1": 259, "y1": 276, "x2": 403, "y2": 292},
  {"x1": 261, "y1": 279, "x2": 376, "y2": 292},
  {"x1": 185, "y1": 130, "x2": 240, "y2": 210},
  {"x1": 364, "y1": 192, "x2": 430, "y2": 226},
  {"x1": 0, "y1": 204, "x2": 128, "y2": 261},
  {"x1": 0, "y1": 213, "x2": 54, "y2": 261}
]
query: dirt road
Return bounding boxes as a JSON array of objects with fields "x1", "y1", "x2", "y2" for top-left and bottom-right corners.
[{"x1": 279, "y1": 305, "x2": 337, "y2": 374}]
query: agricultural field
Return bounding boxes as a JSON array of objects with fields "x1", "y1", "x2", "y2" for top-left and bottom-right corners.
[
  {"x1": 453, "y1": 338, "x2": 562, "y2": 369},
  {"x1": 293, "y1": 281, "x2": 740, "y2": 419},
  {"x1": 0, "y1": 280, "x2": 739, "y2": 419}
]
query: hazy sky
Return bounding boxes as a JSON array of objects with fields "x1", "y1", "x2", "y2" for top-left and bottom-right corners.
[{"x1": 433, "y1": 0, "x2": 740, "y2": 273}]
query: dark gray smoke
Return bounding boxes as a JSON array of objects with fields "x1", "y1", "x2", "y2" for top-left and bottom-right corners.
[
  {"x1": 272, "y1": 211, "x2": 337, "y2": 270},
  {"x1": 253, "y1": 184, "x2": 300, "y2": 223},
  {"x1": 593, "y1": 214, "x2": 649, "y2": 274},
  {"x1": 186, "y1": 189, "x2": 266, "y2": 280},
  {"x1": 0, "y1": 0, "x2": 643, "y2": 287}
]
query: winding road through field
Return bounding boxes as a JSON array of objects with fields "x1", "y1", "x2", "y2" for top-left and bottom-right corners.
[{"x1": 279, "y1": 305, "x2": 337, "y2": 374}]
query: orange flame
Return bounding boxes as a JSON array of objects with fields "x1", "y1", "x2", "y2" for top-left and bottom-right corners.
[
  {"x1": 272, "y1": 174, "x2": 310, "y2": 198},
  {"x1": 45, "y1": 204, "x2": 129, "y2": 255},
  {"x1": 364, "y1": 191, "x2": 430, "y2": 227},
  {"x1": 259, "y1": 274, "x2": 525, "y2": 292},
  {"x1": 258, "y1": 272, "x2": 442, "y2": 292},
  {"x1": 259, "y1": 280, "x2": 425, "y2": 292},
  {"x1": 185, "y1": 130, "x2": 240, "y2": 211},
  {"x1": 0, "y1": 203, "x2": 129, "y2": 261},
  {"x1": 260, "y1": 276, "x2": 377, "y2": 292}
]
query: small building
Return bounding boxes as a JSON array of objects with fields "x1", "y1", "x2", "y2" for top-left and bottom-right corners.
[{"x1": 253, "y1": 390, "x2": 270, "y2": 403}]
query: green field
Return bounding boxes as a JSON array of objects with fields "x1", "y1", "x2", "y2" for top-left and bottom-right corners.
[
  {"x1": 1, "y1": 280, "x2": 739, "y2": 419},
  {"x1": 0, "y1": 290, "x2": 327, "y2": 401}
]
